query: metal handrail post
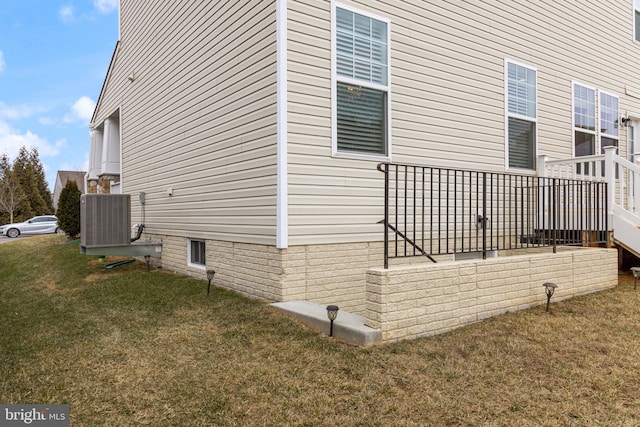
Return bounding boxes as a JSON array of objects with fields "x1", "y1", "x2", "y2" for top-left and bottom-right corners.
[
  {"x1": 482, "y1": 172, "x2": 487, "y2": 260},
  {"x1": 377, "y1": 163, "x2": 390, "y2": 269}
]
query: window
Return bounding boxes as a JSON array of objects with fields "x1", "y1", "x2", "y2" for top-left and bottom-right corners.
[
  {"x1": 600, "y1": 91, "x2": 619, "y2": 153},
  {"x1": 188, "y1": 239, "x2": 206, "y2": 268},
  {"x1": 572, "y1": 83, "x2": 619, "y2": 157},
  {"x1": 506, "y1": 60, "x2": 537, "y2": 170},
  {"x1": 635, "y1": 0, "x2": 640, "y2": 42},
  {"x1": 333, "y1": 5, "x2": 390, "y2": 157},
  {"x1": 573, "y1": 83, "x2": 596, "y2": 157}
]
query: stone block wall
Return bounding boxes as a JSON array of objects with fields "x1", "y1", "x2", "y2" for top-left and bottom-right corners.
[
  {"x1": 366, "y1": 247, "x2": 618, "y2": 343},
  {"x1": 147, "y1": 236, "x2": 385, "y2": 312},
  {"x1": 279, "y1": 243, "x2": 380, "y2": 314},
  {"x1": 144, "y1": 234, "x2": 619, "y2": 337},
  {"x1": 152, "y1": 235, "x2": 286, "y2": 301}
]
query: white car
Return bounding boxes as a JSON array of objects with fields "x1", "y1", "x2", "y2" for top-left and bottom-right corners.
[{"x1": 0, "y1": 215, "x2": 62, "y2": 238}]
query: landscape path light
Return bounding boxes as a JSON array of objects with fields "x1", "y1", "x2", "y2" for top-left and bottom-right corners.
[
  {"x1": 144, "y1": 255, "x2": 151, "y2": 272},
  {"x1": 631, "y1": 267, "x2": 640, "y2": 290},
  {"x1": 543, "y1": 282, "x2": 558, "y2": 312},
  {"x1": 326, "y1": 305, "x2": 339, "y2": 337},
  {"x1": 207, "y1": 270, "x2": 216, "y2": 295}
]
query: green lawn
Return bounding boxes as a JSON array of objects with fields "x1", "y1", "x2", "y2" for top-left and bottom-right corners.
[{"x1": 1, "y1": 235, "x2": 640, "y2": 426}]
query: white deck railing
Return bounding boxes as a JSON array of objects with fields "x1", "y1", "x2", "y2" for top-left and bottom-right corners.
[{"x1": 538, "y1": 146, "x2": 640, "y2": 232}]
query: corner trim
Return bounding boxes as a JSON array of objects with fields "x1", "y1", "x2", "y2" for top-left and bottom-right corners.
[{"x1": 276, "y1": 0, "x2": 288, "y2": 249}]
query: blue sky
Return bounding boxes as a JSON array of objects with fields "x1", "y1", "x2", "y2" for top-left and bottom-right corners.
[{"x1": 0, "y1": 0, "x2": 119, "y2": 193}]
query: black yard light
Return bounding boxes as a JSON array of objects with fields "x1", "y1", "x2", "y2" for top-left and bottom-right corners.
[
  {"x1": 206, "y1": 269, "x2": 216, "y2": 295},
  {"x1": 326, "y1": 305, "x2": 339, "y2": 337},
  {"x1": 631, "y1": 267, "x2": 640, "y2": 290},
  {"x1": 543, "y1": 282, "x2": 558, "y2": 312},
  {"x1": 144, "y1": 255, "x2": 151, "y2": 272}
]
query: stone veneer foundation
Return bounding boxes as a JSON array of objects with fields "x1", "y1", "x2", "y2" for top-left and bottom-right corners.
[
  {"x1": 149, "y1": 234, "x2": 391, "y2": 314},
  {"x1": 148, "y1": 234, "x2": 619, "y2": 341},
  {"x1": 366, "y1": 247, "x2": 618, "y2": 342}
]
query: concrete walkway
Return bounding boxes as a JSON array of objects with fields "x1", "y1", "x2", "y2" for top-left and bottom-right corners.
[
  {"x1": 0, "y1": 236, "x2": 27, "y2": 243},
  {"x1": 271, "y1": 301, "x2": 382, "y2": 346}
]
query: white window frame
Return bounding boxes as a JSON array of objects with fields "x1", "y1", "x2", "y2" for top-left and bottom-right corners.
[
  {"x1": 572, "y1": 81, "x2": 597, "y2": 158},
  {"x1": 599, "y1": 89, "x2": 619, "y2": 153},
  {"x1": 187, "y1": 239, "x2": 206, "y2": 269},
  {"x1": 331, "y1": 2, "x2": 392, "y2": 161},
  {"x1": 504, "y1": 59, "x2": 538, "y2": 171},
  {"x1": 572, "y1": 82, "x2": 619, "y2": 158},
  {"x1": 634, "y1": 0, "x2": 640, "y2": 42}
]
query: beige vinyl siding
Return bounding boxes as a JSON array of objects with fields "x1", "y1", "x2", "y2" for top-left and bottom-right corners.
[
  {"x1": 94, "y1": 0, "x2": 279, "y2": 245},
  {"x1": 286, "y1": 0, "x2": 640, "y2": 246}
]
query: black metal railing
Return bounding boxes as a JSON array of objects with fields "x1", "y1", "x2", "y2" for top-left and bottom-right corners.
[{"x1": 378, "y1": 163, "x2": 608, "y2": 269}]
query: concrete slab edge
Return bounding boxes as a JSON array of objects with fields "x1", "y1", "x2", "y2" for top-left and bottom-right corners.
[{"x1": 271, "y1": 301, "x2": 382, "y2": 347}]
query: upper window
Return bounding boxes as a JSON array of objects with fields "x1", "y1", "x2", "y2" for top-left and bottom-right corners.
[
  {"x1": 188, "y1": 239, "x2": 206, "y2": 268},
  {"x1": 572, "y1": 83, "x2": 619, "y2": 157},
  {"x1": 600, "y1": 91, "x2": 619, "y2": 153},
  {"x1": 336, "y1": 8, "x2": 388, "y2": 85},
  {"x1": 635, "y1": 0, "x2": 640, "y2": 42},
  {"x1": 573, "y1": 83, "x2": 596, "y2": 157},
  {"x1": 505, "y1": 60, "x2": 537, "y2": 170},
  {"x1": 333, "y1": 5, "x2": 390, "y2": 157}
]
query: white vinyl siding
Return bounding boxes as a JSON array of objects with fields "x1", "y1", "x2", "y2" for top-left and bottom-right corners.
[
  {"x1": 94, "y1": 0, "x2": 278, "y2": 245},
  {"x1": 505, "y1": 60, "x2": 537, "y2": 170},
  {"x1": 286, "y1": 1, "x2": 636, "y2": 246},
  {"x1": 332, "y1": 4, "x2": 390, "y2": 158},
  {"x1": 93, "y1": 0, "x2": 640, "y2": 249}
]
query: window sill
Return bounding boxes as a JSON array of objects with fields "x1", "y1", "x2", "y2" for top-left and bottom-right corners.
[
  {"x1": 187, "y1": 263, "x2": 206, "y2": 270},
  {"x1": 332, "y1": 150, "x2": 391, "y2": 163},
  {"x1": 506, "y1": 167, "x2": 537, "y2": 175}
]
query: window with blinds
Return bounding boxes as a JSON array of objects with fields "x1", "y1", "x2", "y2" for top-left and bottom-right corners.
[
  {"x1": 506, "y1": 60, "x2": 537, "y2": 170},
  {"x1": 334, "y1": 6, "x2": 389, "y2": 156}
]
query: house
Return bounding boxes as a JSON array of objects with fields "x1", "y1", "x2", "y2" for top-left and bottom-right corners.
[
  {"x1": 53, "y1": 170, "x2": 86, "y2": 211},
  {"x1": 86, "y1": 1, "x2": 639, "y2": 342}
]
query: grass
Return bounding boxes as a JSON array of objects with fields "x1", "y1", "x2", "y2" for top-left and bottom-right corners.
[{"x1": 2, "y1": 235, "x2": 640, "y2": 426}]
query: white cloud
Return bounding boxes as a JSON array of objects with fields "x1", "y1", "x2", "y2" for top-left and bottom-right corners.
[
  {"x1": 0, "y1": 51, "x2": 5, "y2": 73},
  {"x1": 0, "y1": 102, "x2": 42, "y2": 120},
  {"x1": 94, "y1": 0, "x2": 118, "y2": 14},
  {"x1": 71, "y1": 96, "x2": 95, "y2": 121},
  {"x1": 59, "y1": 5, "x2": 74, "y2": 22},
  {"x1": 63, "y1": 96, "x2": 95, "y2": 123},
  {"x1": 0, "y1": 120, "x2": 64, "y2": 159},
  {"x1": 38, "y1": 117, "x2": 55, "y2": 126}
]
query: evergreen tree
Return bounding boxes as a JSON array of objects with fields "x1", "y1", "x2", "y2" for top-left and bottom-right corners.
[
  {"x1": 0, "y1": 146, "x2": 53, "y2": 223},
  {"x1": 12, "y1": 146, "x2": 48, "y2": 220},
  {"x1": 56, "y1": 181, "x2": 81, "y2": 239},
  {"x1": 29, "y1": 148, "x2": 53, "y2": 213}
]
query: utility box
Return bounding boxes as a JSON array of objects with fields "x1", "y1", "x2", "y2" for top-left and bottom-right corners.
[{"x1": 81, "y1": 194, "x2": 131, "y2": 248}]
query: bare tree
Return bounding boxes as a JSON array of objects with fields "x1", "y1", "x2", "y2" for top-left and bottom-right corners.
[{"x1": 0, "y1": 165, "x2": 26, "y2": 224}]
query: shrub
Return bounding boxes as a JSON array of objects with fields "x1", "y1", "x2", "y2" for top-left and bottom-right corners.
[{"x1": 56, "y1": 181, "x2": 81, "y2": 239}]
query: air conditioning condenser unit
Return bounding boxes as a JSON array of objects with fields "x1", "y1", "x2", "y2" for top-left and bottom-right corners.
[{"x1": 81, "y1": 194, "x2": 131, "y2": 248}]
